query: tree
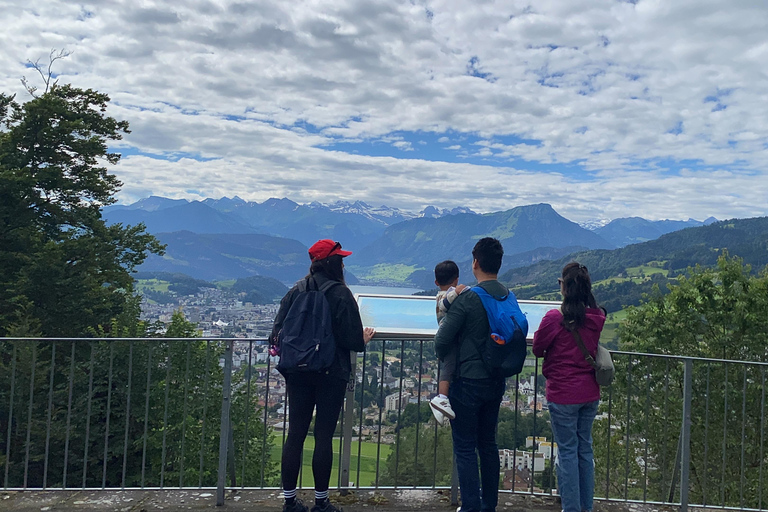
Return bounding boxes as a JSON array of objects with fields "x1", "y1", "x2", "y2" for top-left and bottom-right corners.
[
  {"x1": 379, "y1": 424, "x2": 453, "y2": 486},
  {"x1": 0, "y1": 311, "x2": 278, "y2": 488},
  {"x1": 594, "y1": 254, "x2": 768, "y2": 507},
  {"x1": 0, "y1": 83, "x2": 163, "y2": 337}
]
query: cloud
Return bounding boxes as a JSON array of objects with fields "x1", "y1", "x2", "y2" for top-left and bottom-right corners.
[{"x1": 1, "y1": 0, "x2": 767, "y2": 222}]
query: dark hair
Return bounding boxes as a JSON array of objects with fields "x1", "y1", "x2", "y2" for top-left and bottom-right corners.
[
  {"x1": 434, "y1": 260, "x2": 460, "y2": 286},
  {"x1": 472, "y1": 237, "x2": 503, "y2": 275},
  {"x1": 309, "y1": 254, "x2": 345, "y2": 284},
  {"x1": 560, "y1": 262, "x2": 598, "y2": 328}
]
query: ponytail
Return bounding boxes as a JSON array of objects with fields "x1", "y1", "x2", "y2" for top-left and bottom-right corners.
[{"x1": 560, "y1": 262, "x2": 597, "y2": 328}]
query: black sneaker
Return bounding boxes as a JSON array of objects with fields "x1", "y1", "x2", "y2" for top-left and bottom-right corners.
[
  {"x1": 310, "y1": 499, "x2": 342, "y2": 512},
  {"x1": 283, "y1": 498, "x2": 309, "y2": 512}
]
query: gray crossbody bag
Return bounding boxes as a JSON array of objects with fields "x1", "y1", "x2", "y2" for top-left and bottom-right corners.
[{"x1": 565, "y1": 325, "x2": 615, "y2": 387}]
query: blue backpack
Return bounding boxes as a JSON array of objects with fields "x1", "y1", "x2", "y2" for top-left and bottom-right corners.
[
  {"x1": 472, "y1": 286, "x2": 529, "y2": 378},
  {"x1": 276, "y1": 277, "x2": 340, "y2": 374}
]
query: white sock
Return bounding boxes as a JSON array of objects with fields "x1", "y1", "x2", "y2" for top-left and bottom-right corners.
[{"x1": 438, "y1": 394, "x2": 448, "y2": 399}]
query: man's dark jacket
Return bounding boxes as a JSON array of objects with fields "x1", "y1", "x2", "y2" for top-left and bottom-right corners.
[
  {"x1": 271, "y1": 272, "x2": 366, "y2": 381},
  {"x1": 434, "y1": 279, "x2": 509, "y2": 380}
]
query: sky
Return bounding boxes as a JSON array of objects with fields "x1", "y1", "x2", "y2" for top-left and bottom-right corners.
[{"x1": 1, "y1": 0, "x2": 768, "y2": 223}]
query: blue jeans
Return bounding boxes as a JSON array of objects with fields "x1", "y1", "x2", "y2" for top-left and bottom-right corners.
[
  {"x1": 548, "y1": 401, "x2": 600, "y2": 512},
  {"x1": 449, "y1": 377, "x2": 505, "y2": 512}
]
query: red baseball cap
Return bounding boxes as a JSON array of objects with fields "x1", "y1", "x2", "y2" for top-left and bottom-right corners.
[{"x1": 308, "y1": 239, "x2": 352, "y2": 261}]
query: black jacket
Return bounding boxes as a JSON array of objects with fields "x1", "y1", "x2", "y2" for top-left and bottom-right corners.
[{"x1": 270, "y1": 272, "x2": 366, "y2": 381}]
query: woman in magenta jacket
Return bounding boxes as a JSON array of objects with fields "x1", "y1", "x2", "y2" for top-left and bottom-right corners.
[{"x1": 532, "y1": 262, "x2": 606, "y2": 512}]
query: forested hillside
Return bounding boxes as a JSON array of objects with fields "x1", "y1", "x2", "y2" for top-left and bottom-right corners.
[{"x1": 501, "y1": 217, "x2": 768, "y2": 311}]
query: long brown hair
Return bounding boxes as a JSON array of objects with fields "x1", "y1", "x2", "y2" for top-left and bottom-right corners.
[{"x1": 560, "y1": 262, "x2": 598, "y2": 328}]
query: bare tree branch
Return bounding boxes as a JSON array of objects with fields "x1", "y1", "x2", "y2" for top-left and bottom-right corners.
[{"x1": 21, "y1": 48, "x2": 73, "y2": 96}]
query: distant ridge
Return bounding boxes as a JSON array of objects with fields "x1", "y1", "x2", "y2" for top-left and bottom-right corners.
[
  {"x1": 105, "y1": 197, "x2": 477, "y2": 253},
  {"x1": 108, "y1": 195, "x2": 726, "y2": 285},
  {"x1": 354, "y1": 203, "x2": 613, "y2": 270},
  {"x1": 138, "y1": 231, "x2": 310, "y2": 283},
  {"x1": 501, "y1": 216, "x2": 768, "y2": 311},
  {"x1": 594, "y1": 216, "x2": 718, "y2": 247}
]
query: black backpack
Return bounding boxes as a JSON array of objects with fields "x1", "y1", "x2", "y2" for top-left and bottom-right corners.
[{"x1": 276, "y1": 277, "x2": 340, "y2": 374}]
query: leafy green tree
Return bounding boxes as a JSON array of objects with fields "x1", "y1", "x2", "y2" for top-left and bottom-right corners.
[
  {"x1": 496, "y1": 408, "x2": 552, "y2": 451},
  {"x1": 0, "y1": 311, "x2": 278, "y2": 488},
  {"x1": 594, "y1": 254, "x2": 768, "y2": 507},
  {"x1": 0, "y1": 84, "x2": 163, "y2": 337},
  {"x1": 379, "y1": 424, "x2": 453, "y2": 486},
  {"x1": 396, "y1": 402, "x2": 433, "y2": 431}
]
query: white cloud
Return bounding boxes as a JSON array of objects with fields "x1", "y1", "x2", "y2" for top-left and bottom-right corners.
[{"x1": 1, "y1": 0, "x2": 767, "y2": 222}]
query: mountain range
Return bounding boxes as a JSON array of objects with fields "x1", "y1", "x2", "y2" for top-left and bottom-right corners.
[
  {"x1": 593, "y1": 216, "x2": 717, "y2": 247},
  {"x1": 103, "y1": 196, "x2": 720, "y2": 286},
  {"x1": 104, "y1": 196, "x2": 477, "y2": 253},
  {"x1": 501, "y1": 216, "x2": 768, "y2": 312}
]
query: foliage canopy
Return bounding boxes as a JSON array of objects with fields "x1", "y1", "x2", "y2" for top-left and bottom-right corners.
[{"x1": 0, "y1": 85, "x2": 163, "y2": 336}]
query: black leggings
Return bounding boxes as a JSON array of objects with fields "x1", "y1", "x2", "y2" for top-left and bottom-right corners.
[{"x1": 281, "y1": 373, "x2": 347, "y2": 492}]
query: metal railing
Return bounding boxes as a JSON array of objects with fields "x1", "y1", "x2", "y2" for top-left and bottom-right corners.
[{"x1": 1, "y1": 337, "x2": 766, "y2": 510}]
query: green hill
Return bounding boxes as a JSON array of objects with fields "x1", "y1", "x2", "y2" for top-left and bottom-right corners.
[
  {"x1": 231, "y1": 275, "x2": 289, "y2": 304},
  {"x1": 135, "y1": 272, "x2": 289, "y2": 304},
  {"x1": 352, "y1": 204, "x2": 612, "y2": 283},
  {"x1": 500, "y1": 216, "x2": 768, "y2": 312}
]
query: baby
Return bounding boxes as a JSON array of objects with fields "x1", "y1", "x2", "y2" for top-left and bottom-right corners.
[{"x1": 430, "y1": 260, "x2": 467, "y2": 425}]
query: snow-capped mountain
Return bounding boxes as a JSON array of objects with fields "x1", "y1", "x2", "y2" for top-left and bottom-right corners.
[
  {"x1": 418, "y1": 206, "x2": 476, "y2": 218},
  {"x1": 319, "y1": 200, "x2": 417, "y2": 225}
]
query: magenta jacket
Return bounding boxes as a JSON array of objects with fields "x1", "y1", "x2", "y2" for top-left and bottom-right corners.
[{"x1": 532, "y1": 308, "x2": 606, "y2": 405}]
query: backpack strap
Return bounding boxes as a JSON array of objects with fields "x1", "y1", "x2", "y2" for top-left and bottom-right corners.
[
  {"x1": 317, "y1": 278, "x2": 342, "y2": 294},
  {"x1": 462, "y1": 286, "x2": 501, "y2": 378},
  {"x1": 299, "y1": 276, "x2": 341, "y2": 294},
  {"x1": 472, "y1": 285, "x2": 508, "y2": 302},
  {"x1": 564, "y1": 323, "x2": 598, "y2": 370}
]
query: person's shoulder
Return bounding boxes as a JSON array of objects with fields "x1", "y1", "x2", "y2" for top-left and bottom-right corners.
[
  {"x1": 476, "y1": 280, "x2": 508, "y2": 297},
  {"x1": 585, "y1": 307, "x2": 606, "y2": 327},
  {"x1": 541, "y1": 308, "x2": 563, "y2": 324}
]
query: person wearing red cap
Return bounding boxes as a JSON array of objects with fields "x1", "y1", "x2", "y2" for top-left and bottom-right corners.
[{"x1": 271, "y1": 239, "x2": 374, "y2": 512}]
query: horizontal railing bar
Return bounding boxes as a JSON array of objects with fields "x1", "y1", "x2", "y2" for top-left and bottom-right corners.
[
  {"x1": 611, "y1": 350, "x2": 768, "y2": 367},
  {"x1": 0, "y1": 337, "x2": 268, "y2": 342},
  {"x1": 4, "y1": 338, "x2": 767, "y2": 367},
  {"x1": 1, "y1": 487, "x2": 220, "y2": 491}
]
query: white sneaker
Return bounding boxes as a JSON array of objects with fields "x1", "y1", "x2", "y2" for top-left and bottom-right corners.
[
  {"x1": 429, "y1": 395, "x2": 455, "y2": 421},
  {"x1": 430, "y1": 405, "x2": 446, "y2": 426}
]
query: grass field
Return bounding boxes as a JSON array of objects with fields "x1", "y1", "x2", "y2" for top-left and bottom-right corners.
[
  {"x1": 136, "y1": 278, "x2": 171, "y2": 292},
  {"x1": 594, "y1": 264, "x2": 670, "y2": 287},
  {"x1": 347, "y1": 264, "x2": 421, "y2": 284},
  {"x1": 270, "y1": 436, "x2": 391, "y2": 488},
  {"x1": 600, "y1": 309, "x2": 629, "y2": 347}
]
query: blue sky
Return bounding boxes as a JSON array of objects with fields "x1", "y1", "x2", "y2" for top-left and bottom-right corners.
[{"x1": 2, "y1": 0, "x2": 768, "y2": 223}]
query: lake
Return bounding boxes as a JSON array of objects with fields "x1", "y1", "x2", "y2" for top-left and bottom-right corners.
[{"x1": 348, "y1": 285, "x2": 427, "y2": 296}]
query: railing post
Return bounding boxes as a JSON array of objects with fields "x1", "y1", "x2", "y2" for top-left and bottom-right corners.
[
  {"x1": 450, "y1": 458, "x2": 459, "y2": 506},
  {"x1": 680, "y1": 358, "x2": 693, "y2": 512},
  {"x1": 217, "y1": 340, "x2": 234, "y2": 506},
  {"x1": 339, "y1": 352, "x2": 356, "y2": 492}
]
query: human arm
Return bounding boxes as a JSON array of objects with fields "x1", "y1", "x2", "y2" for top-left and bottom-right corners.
[
  {"x1": 435, "y1": 294, "x2": 468, "y2": 359},
  {"x1": 532, "y1": 309, "x2": 562, "y2": 358},
  {"x1": 269, "y1": 285, "x2": 298, "y2": 344},
  {"x1": 331, "y1": 286, "x2": 368, "y2": 352},
  {"x1": 437, "y1": 284, "x2": 469, "y2": 315}
]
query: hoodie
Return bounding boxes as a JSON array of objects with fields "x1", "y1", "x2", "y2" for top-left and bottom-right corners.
[{"x1": 532, "y1": 307, "x2": 606, "y2": 404}]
